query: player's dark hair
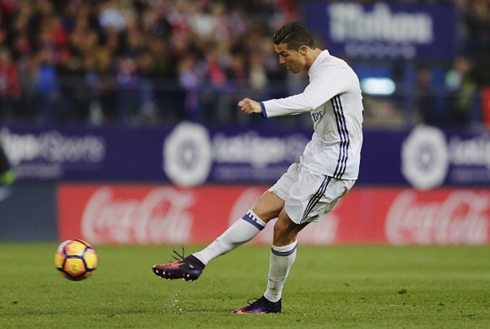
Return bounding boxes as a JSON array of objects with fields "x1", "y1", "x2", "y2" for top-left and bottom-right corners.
[{"x1": 273, "y1": 22, "x2": 316, "y2": 50}]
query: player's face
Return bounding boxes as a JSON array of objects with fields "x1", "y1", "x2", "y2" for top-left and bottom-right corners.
[{"x1": 274, "y1": 43, "x2": 306, "y2": 74}]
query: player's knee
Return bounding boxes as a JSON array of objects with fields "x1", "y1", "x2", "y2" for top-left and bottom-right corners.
[
  {"x1": 251, "y1": 191, "x2": 283, "y2": 222},
  {"x1": 273, "y1": 216, "x2": 300, "y2": 246}
]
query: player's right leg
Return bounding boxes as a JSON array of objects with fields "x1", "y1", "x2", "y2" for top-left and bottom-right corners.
[
  {"x1": 234, "y1": 165, "x2": 356, "y2": 313},
  {"x1": 152, "y1": 191, "x2": 284, "y2": 281},
  {"x1": 152, "y1": 252, "x2": 205, "y2": 282}
]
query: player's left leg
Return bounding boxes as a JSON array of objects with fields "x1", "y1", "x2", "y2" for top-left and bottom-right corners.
[{"x1": 152, "y1": 191, "x2": 284, "y2": 281}]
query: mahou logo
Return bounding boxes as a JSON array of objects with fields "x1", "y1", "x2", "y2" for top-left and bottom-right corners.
[
  {"x1": 386, "y1": 190, "x2": 490, "y2": 245},
  {"x1": 81, "y1": 187, "x2": 195, "y2": 244}
]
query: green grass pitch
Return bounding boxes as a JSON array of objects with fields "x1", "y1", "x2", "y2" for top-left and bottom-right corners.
[{"x1": 1, "y1": 243, "x2": 490, "y2": 328}]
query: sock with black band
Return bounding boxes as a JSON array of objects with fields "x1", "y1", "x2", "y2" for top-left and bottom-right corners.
[
  {"x1": 193, "y1": 210, "x2": 266, "y2": 265},
  {"x1": 263, "y1": 240, "x2": 298, "y2": 303}
]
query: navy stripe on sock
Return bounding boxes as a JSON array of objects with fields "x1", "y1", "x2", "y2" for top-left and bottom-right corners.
[
  {"x1": 241, "y1": 211, "x2": 265, "y2": 231},
  {"x1": 271, "y1": 244, "x2": 297, "y2": 257}
]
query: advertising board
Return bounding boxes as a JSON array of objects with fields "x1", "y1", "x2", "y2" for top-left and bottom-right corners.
[
  {"x1": 57, "y1": 184, "x2": 490, "y2": 246},
  {"x1": 2, "y1": 123, "x2": 489, "y2": 189},
  {"x1": 0, "y1": 183, "x2": 57, "y2": 241},
  {"x1": 302, "y1": 3, "x2": 456, "y2": 60}
]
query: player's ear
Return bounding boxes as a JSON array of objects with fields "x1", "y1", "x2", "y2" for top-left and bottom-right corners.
[{"x1": 299, "y1": 46, "x2": 307, "y2": 56}]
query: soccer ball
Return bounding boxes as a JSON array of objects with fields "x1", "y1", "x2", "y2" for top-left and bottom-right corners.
[{"x1": 54, "y1": 239, "x2": 98, "y2": 281}]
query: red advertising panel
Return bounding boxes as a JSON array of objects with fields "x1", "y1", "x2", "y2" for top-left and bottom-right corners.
[
  {"x1": 57, "y1": 185, "x2": 490, "y2": 245},
  {"x1": 482, "y1": 87, "x2": 490, "y2": 127}
]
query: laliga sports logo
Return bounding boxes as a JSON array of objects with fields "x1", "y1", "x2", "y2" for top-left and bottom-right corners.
[
  {"x1": 401, "y1": 125, "x2": 449, "y2": 190},
  {"x1": 163, "y1": 122, "x2": 212, "y2": 187}
]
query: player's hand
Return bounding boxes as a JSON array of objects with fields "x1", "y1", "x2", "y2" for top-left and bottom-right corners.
[{"x1": 238, "y1": 98, "x2": 262, "y2": 114}]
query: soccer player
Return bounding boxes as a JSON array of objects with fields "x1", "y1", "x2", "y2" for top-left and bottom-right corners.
[
  {"x1": 153, "y1": 22, "x2": 364, "y2": 314},
  {"x1": 0, "y1": 144, "x2": 15, "y2": 187}
]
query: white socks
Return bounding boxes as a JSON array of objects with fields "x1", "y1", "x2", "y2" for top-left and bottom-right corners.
[
  {"x1": 263, "y1": 240, "x2": 297, "y2": 303},
  {"x1": 193, "y1": 210, "x2": 266, "y2": 265},
  {"x1": 193, "y1": 210, "x2": 297, "y2": 303}
]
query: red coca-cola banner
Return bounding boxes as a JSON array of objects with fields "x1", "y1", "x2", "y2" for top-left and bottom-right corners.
[
  {"x1": 482, "y1": 87, "x2": 490, "y2": 127},
  {"x1": 57, "y1": 185, "x2": 490, "y2": 245}
]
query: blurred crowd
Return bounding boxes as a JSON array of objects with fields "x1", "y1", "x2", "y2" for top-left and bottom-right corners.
[
  {"x1": 0, "y1": 0, "x2": 488, "y2": 128},
  {"x1": 0, "y1": 0, "x2": 296, "y2": 125},
  {"x1": 412, "y1": 0, "x2": 490, "y2": 128}
]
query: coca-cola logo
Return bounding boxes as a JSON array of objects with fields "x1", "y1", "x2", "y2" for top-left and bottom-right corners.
[
  {"x1": 386, "y1": 190, "x2": 490, "y2": 245},
  {"x1": 81, "y1": 187, "x2": 195, "y2": 244}
]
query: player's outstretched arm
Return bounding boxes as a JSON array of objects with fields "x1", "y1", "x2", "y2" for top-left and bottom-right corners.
[{"x1": 238, "y1": 98, "x2": 262, "y2": 115}]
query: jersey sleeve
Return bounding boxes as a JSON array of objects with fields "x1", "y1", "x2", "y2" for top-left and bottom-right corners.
[{"x1": 261, "y1": 65, "x2": 351, "y2": 118}]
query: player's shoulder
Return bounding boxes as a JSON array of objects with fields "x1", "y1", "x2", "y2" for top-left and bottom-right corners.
[
  {"x1": 315, "y1": 51, "x2": 349, "y2": 71},
  {"x1": 327, "y1": 55, "x2": 350, "y2": 70}
]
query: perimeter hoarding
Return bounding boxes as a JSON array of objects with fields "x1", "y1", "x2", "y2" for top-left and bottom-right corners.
[
  {"x1": 2, "y1": 123, "x2": 490, "y2": 189},
  {"x1": 0, "y1": 183, "x2": 57, "y2": 241},
  {"x1": 0, "y1": 124, "x2": 168, "y2": 182},
  {"x1": 302, "y1": 2, "x2": 456, "y2": 60},
  {"x1": 57, "y1": 184, "x2": 490, "y2": 246}
]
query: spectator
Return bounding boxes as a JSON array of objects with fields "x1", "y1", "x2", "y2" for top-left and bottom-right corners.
[
  {"x1": 98, "y1": 0, "x2": 132, "y2": 32},
  {"x1": 17, "y1": 55, "x2": 40, "y2": 121},
  {"x1": 116, "y1": 55, "x2": 140, "y2": 122},
  {"x1": 0, "y1": 48, "x2": 21, "y2": 120},
  {"x1": 414, "y1": 65, "x2": 439, "y2": 125},
  {"x1": 36, "y1": 48, "x2": 59, "y2": 122},
  {"x1": 93, "y1": 50, "x2": 118, "y2": 123},
  {"x1": 137, "y1": 50, "x2": 158, "y2": 121},
  {"x1": 461, "y1": 0, "x2": 490, "y2": 63},
  {"x1": 178, "y1": 55, "x2": 201, "y2": 121},
  {"x1": 445, "y1": 57, "x2": 477, "y2": 126}
]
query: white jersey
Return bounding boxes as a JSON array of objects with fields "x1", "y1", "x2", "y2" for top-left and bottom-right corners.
[{"x1": 260, "y1": 50, "x2": 363, "y2": 180}]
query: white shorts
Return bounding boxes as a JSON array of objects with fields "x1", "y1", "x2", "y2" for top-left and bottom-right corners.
[{"x1": 269, "y1": 163, "x2": 356, "y2": 224}]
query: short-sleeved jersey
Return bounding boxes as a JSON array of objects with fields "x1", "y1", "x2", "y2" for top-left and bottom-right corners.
[{"x1": 260, "y1": 50, "x2": 364, "y2": 180}]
